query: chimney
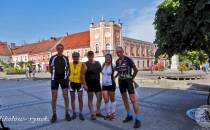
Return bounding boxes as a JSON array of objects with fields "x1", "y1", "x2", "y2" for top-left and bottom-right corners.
[
  {"x1": 100, "y1": 16, "x2": 105, "y2": 22},
  {"x1": 10, "y1": 43, "x2": 16, "y2": 49},
  {"x1": 50, "y1": 37, "x2": 56, "y2": 40},
  {"x1": 118, "y1": 19, "x2": 123, "y2": 27}
]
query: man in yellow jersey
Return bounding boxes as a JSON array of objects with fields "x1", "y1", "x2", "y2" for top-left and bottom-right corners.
[{"x1": 69, "y1": 52, "x2": 87, "y2": 120}]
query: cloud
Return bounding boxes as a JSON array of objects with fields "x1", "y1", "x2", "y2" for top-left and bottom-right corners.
[{"x1": 123, "y1": 0, "x2": 164, "y2": 43}]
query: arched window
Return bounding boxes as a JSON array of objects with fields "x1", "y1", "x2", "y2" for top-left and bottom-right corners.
[
  {"x1": 105, "y1": 43, "x2": 110, "y2": 50},
  {"x1": 95, "y1": 43, "x2": 99, "y2": 53}
]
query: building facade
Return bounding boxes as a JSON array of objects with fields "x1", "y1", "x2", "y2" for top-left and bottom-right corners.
[
  {"x1": 0, "y1": 42, "x2": 12, "y2": 64},
  {"x1": 0, "y1": 19, "x2": 157, "y2": 71}
]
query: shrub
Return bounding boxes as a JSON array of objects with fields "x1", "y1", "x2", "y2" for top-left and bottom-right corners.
[
  {"x1": 4, "y1": 67, "x2": 25, "y2": 74},
  {"x1": 178, "y1": 64, "x2": 188, "y2": 72}
]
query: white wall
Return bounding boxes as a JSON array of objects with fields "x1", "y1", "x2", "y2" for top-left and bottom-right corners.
[
  {"x1": 0, "y1": 56, "x2": 12, "y2": 63},
  {"x1": 12, "y1": 54, "x2": 29, "y2": 67}
]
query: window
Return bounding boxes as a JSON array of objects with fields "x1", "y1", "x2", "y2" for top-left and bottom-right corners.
[
  {"x1": 116, "y1": 42, "x2": 120, "y2": 47},
  {"x1": 136, "y1": 48, "x2": 140, "y2": 56},
  {"x1": 84, "y1": 49, "x2": 87, "y2": 56},
  {"x1": 95, "y1": 43, "x2": 99, "y2": 53},
  {"x1": 142, "y1": 48, "x2": 145, "y2": 57},
  {"x1": 147, "y1": 60, "x2": 150, "y2": 67},
  {"x1": 138, "y1": 61, "x2": 140, "y2": 68},
  {"x1": 48, "y1": 53, "x2": 51, "y2": 60},
  {"x1": 130, "y1": 47, "x2": 134, "y2": 56},
  {"x1": 143, "y1": 61, "x2": 145, "y2": 68},
  {"x1": 105, "y1": 43, "x2": 110, "y2": 50},
  {"x1": 25, "y1": 56, "x2": 27, "y2": 61}
]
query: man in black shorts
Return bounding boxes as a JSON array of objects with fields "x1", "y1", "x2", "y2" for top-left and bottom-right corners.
[
  {"x1": 115, "y1": 47, "x2": 141, "y2": 128},
  {"x1": 84, "y1": 51, "x2": 104, "y2": 120},
  {"x1": 69, "y1": 52, "x2": 86, "y2": 120},
  {"x1": 49, "y1": 44, "x2": 71, "y2": 123}
]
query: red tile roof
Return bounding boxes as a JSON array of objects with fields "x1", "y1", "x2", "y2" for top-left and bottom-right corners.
[
  {"x1": 30, "y1": 38, "x2": 61, "y2": 54},
  {"x1": 12, "y1": 38, "x2": 60, "y2": 55},
  {"x1": 0, "y1": 42, "x2": 12, "y2": 56},
  {"x1": 3, "y1": 31, "x2": 90, "y2": 55},
  {"x1": 12, "y1": 43, "x2": 36, "y2": 55},
  {"x1": 61, "y1": 31, "x2": 90, "y2": 49}
]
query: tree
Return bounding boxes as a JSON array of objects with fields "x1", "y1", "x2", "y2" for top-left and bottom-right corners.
[
  {"x1": 17, "y1": 61, "x2": 25, "y2": 68},
  {"x1": 179, "y1": 50, "x2": 208, "y2": 65},
  {"x1": 154, "y1": 0, "x2": 210, "y2": 59},
  {"x1": 154, "y1": 0, "x2": 181, "y2": 58},
  {"x1": 26, "y1": 60, "x2": 34, "y2": 66}
]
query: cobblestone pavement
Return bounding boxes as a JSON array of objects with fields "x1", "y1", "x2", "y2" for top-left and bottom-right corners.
[{"x1": 0, "y1": 78, "x2": 208, "y2": 130}]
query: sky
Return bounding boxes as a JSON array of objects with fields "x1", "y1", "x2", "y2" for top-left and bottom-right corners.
[{"x1": 0, "y1": 0, "x2": 164, "y2": 44}]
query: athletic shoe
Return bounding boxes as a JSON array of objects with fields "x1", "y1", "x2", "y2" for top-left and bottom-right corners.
[
  {"x1": 79, "y1": 113, "x2": 85, "y2": 121},
  {"x1": 65, "y1": 113, "x2": 71, "y2": 121},
  {"x1": 123, "y1": 115, "x2": 133, "y2": 123},
  {"x1": 133, "y1": 120, "x2": 141, "y2": 128},
  {"x1": 110, "y1": 113, "x2": 116, "y2": 120},
  {"x1": 50, "y1": 113, "x2": 57, "y2": 123},
  {"x1": 91, "y1": 114, "x2": 96, "y2": 120},
  {"x1": 104, "y1": 114, "x2": 111, "y2": 120},
  {"x1": 72, "y1": 112, "x2": 77, "y2": 120},
  {"x1": 96, "y1": 113, "x2": 105, "y2": 118}
]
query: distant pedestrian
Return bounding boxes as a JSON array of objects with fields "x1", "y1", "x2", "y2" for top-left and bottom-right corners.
[
  {"x1": 32, "y1": 66, "x2": 36, "y2": 79},
  {"x1": 205, "y1": 63, "x2": 209, "y2": 73},
  {"x1": 29, "y1": 66, "x2": 32, "y2": 78},
  {"x1": 26, "y1": 66, "x2": 31, "y2": 79}
]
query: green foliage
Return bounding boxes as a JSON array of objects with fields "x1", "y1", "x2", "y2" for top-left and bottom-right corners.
[
  {"x1": 25, "y1": 60, "x2": 34, "y2": 66},
  {"x1": 17, "y1": 61, "x2": 25, "y2": 68},
  {"x1": 0, "y1": 60, "x2": 25, "y2": 74},
  {"x1": 178, "y1": 63, "x2": 188, "y2": 72},
  {"x1": 4, "y1": 67, "x2": 25, "y2": 75},
  {"x1": 179, "y1": 50, "x2": 208, "y2": 65},
  {"x1": 0, "y1": 60, "x2": 13, "y2": 68},
  {"x1": 154, "y1": 0, "x2": 210, "y2": 58}
]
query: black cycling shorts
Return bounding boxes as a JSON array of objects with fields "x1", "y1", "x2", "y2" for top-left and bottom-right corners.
[
  {"x1": 118, "y1": 79, "x2": 135, "y2": 94},
  {"x1": 87, "y1": 81, "x2": 101, "y2": 93},
  {"x1": 102, "y1": 85, "x2": 116, "y2": 92},
  {"x1": 70, "y1": 82, "x2": 83, "y2": 93},
  {"x1": 102, "y1": 80, "x2": 116, "y2": 92},
  {"x1": 51, "y1": 79, "x2": 69, "y2": 90}
]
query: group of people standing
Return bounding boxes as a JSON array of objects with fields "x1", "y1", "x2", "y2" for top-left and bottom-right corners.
[{"x1": 49, "y1": 44, "x2": 141, "y2": 128}]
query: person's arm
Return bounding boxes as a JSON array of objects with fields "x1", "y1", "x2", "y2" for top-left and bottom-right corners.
[
  {"x1": 49, "y1": 57, "x2": 53, "y2": 74},
  {"x1": 114, "y1": 61, "x2": 119, "y2": 78},
  {"x1": 129, "y1": 58, "x2": 138, "y2": 82},
  {"x1": 81, "y1": 63, "x2": 88, "y2": 91},
  {"x1": 114, "y1": 73, "x2": 119, "y2": 79},
  {"x1": 66, "y1": 57, "x2": 70, "y2": 79},
  {"x1": 98, "y1": 61, "x2": 102, "y2": 72},
  {"x1": 132, "y1": 65, "x2": 138, "y2": 81}
]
